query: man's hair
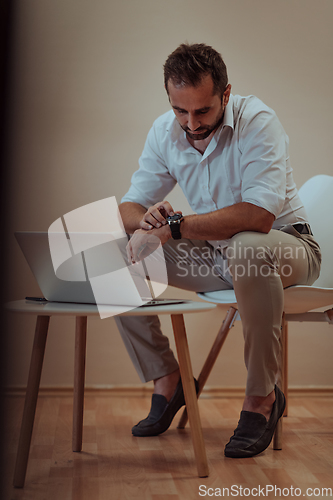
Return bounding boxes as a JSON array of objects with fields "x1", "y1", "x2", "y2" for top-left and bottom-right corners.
[{"x1": 164, "y1": 43, "x2": 228, "y2": 97}]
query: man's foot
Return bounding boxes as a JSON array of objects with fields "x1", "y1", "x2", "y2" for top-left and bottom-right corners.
[
  {"x1": 153, "y1": 369, "x2": 181, "y2": 402},
  {"x1": 224, "y1": 385, "x2": 286, "y2": 458},
  {"x1": 132, "y1": 372, "x2": 198, "y2": 437},
  {"x1": 242, "y1": 389, "x2": 276, "y2": 421}
]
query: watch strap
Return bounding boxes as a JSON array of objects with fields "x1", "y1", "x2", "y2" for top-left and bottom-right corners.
[{"x1": 169, "y1": 221, "x2": 182, "y2": 240}]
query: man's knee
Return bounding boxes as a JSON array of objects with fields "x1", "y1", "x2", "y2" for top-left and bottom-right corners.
[{"x1": 226, "y1": 231, "x2": 278, "y2": 281}]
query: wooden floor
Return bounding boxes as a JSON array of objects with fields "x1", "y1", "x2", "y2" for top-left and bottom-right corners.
[{"x1": 2, "y1": 392, "x2": 333, "y2": 500}]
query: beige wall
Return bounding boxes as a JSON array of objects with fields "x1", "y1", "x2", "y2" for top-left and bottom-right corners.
[{"x1": 4, "y1": 0, "x2": 333, "y2": 390}]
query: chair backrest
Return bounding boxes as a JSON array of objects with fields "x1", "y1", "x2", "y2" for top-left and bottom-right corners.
[{"x1": 298, "y1": 175, "x2": 333, "y2": 288}]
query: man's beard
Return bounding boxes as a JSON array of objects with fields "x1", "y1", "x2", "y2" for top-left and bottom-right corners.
[{"x1": 181, "y1": 106, "x2": 225, "y2": 141}]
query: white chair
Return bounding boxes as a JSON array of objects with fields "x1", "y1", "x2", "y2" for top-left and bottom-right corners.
[{"x1": 178, "y1": 175, "x2": 333, "y2": 448}]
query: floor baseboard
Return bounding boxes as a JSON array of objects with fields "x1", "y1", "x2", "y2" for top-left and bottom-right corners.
[{"x1": 3, "y1": 385, "x2": 333, "y2": 398}]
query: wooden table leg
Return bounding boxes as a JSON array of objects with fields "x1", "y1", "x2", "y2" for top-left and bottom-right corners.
[
  {"x1": 72, "y1": 316, "x2": 87, "y2": 452},
  {"x1": 13, "y1": 315, "x2": 50, "y2": 488},
  {"x1": 171, "y1": 314, "x2": 209, "y2": 478},
  {"x1": 178, "y1": 307, "x2": 238, "y2": 429}
]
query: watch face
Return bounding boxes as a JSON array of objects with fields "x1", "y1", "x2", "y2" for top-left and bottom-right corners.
[{"x1": 167, "y1": 213, "x2": 183, "y2": 222}]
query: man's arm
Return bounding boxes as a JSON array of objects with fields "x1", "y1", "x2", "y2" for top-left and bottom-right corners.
[
  {"x1": 181, "y1": 202, "x2": 275, "y2": 240},
  {"x1": 119, "y1": 200, "x2": 176, "y2": 234},
  {"x1": 126, "y1": 201, "x2": 275, "y2": 263},
  {"x1": 118, "y1": 202, "x2": 147, "y2": 234}
]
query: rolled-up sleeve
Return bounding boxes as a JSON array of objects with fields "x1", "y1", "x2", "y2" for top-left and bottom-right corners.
[
  {"x1": 121, "y1": 122, "x2": 177, "y2": 208},
  {"x1": 239, "y1": 109, "x2": 287, "y2": 218}
]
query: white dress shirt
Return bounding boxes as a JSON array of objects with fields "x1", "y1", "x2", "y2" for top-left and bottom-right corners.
[{"x1": 121, "y1": 94, "x2": 308, "y2": 249}]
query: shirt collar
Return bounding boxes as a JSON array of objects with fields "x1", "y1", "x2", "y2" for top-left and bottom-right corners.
[
  {"x1": 212, "y1": 94, "x2": 234, "y2": 140},
  {"x1": 202, "y1": 95, "x2": 235, "y2": 157},
  {"x1": 222, "y1": 94, "x2": 234, "y2": 131}
]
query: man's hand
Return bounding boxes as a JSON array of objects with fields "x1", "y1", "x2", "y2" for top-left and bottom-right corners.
[
  {"x1": 139, "y1": 201, "x2": 175, "y2": 230},
  {"x1": 126, "y1": 225, "x2": 171, "y2": 264}
]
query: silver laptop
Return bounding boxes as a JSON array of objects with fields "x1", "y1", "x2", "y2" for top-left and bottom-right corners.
[{"x1": 15, "y1": 231, "x2": 187, "y2": 307}]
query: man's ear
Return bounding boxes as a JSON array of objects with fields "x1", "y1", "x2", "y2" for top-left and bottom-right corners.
[{"x1": 223, "y1": 84, "x2": 232, "y2": 107}]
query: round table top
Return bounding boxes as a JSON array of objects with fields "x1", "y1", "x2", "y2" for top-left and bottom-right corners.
[{"x1": 5, "y1": 299, "x2": 216, "y2": 317}]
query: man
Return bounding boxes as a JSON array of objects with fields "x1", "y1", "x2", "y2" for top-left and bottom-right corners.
[{"x1": 116, "y1": 43, "x2": 321, "y2": 458}]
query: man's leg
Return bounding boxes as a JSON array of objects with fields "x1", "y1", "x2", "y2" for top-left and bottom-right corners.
[
  {"x1": 224, "y1": 228, "x2": 321, "y2": 457},
  {"x1": 115, "y1": 238, "x2": 231, "y2": 388},
  {"x1": 115, "y1": 238, "x2": 232, "y2": 436}
]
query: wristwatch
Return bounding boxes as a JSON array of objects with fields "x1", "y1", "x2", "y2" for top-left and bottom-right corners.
[{"x1": 166, "y1": 213, "x2": 184, "y2": 240}]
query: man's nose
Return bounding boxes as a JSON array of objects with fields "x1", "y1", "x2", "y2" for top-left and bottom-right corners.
[{"x1": 187, "y1": 113, "x2": 200, "y2": 131}]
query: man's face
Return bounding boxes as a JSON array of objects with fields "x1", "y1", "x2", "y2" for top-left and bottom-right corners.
[{"x1": 167, "y1": 75, "x2": 231, "y2": 142}]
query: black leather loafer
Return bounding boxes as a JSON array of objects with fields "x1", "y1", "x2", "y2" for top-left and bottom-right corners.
[
  {"x1": 132, "y1": 378, "x2": 198, "y2": 437},
  {"x1": 224, "y1": 384, "x2": 286, "y2": 458}
]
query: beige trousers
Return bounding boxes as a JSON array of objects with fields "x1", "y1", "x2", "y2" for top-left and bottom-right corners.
[{"x1": 115, "y1": 225, "x2": 321, "y2": 396}]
